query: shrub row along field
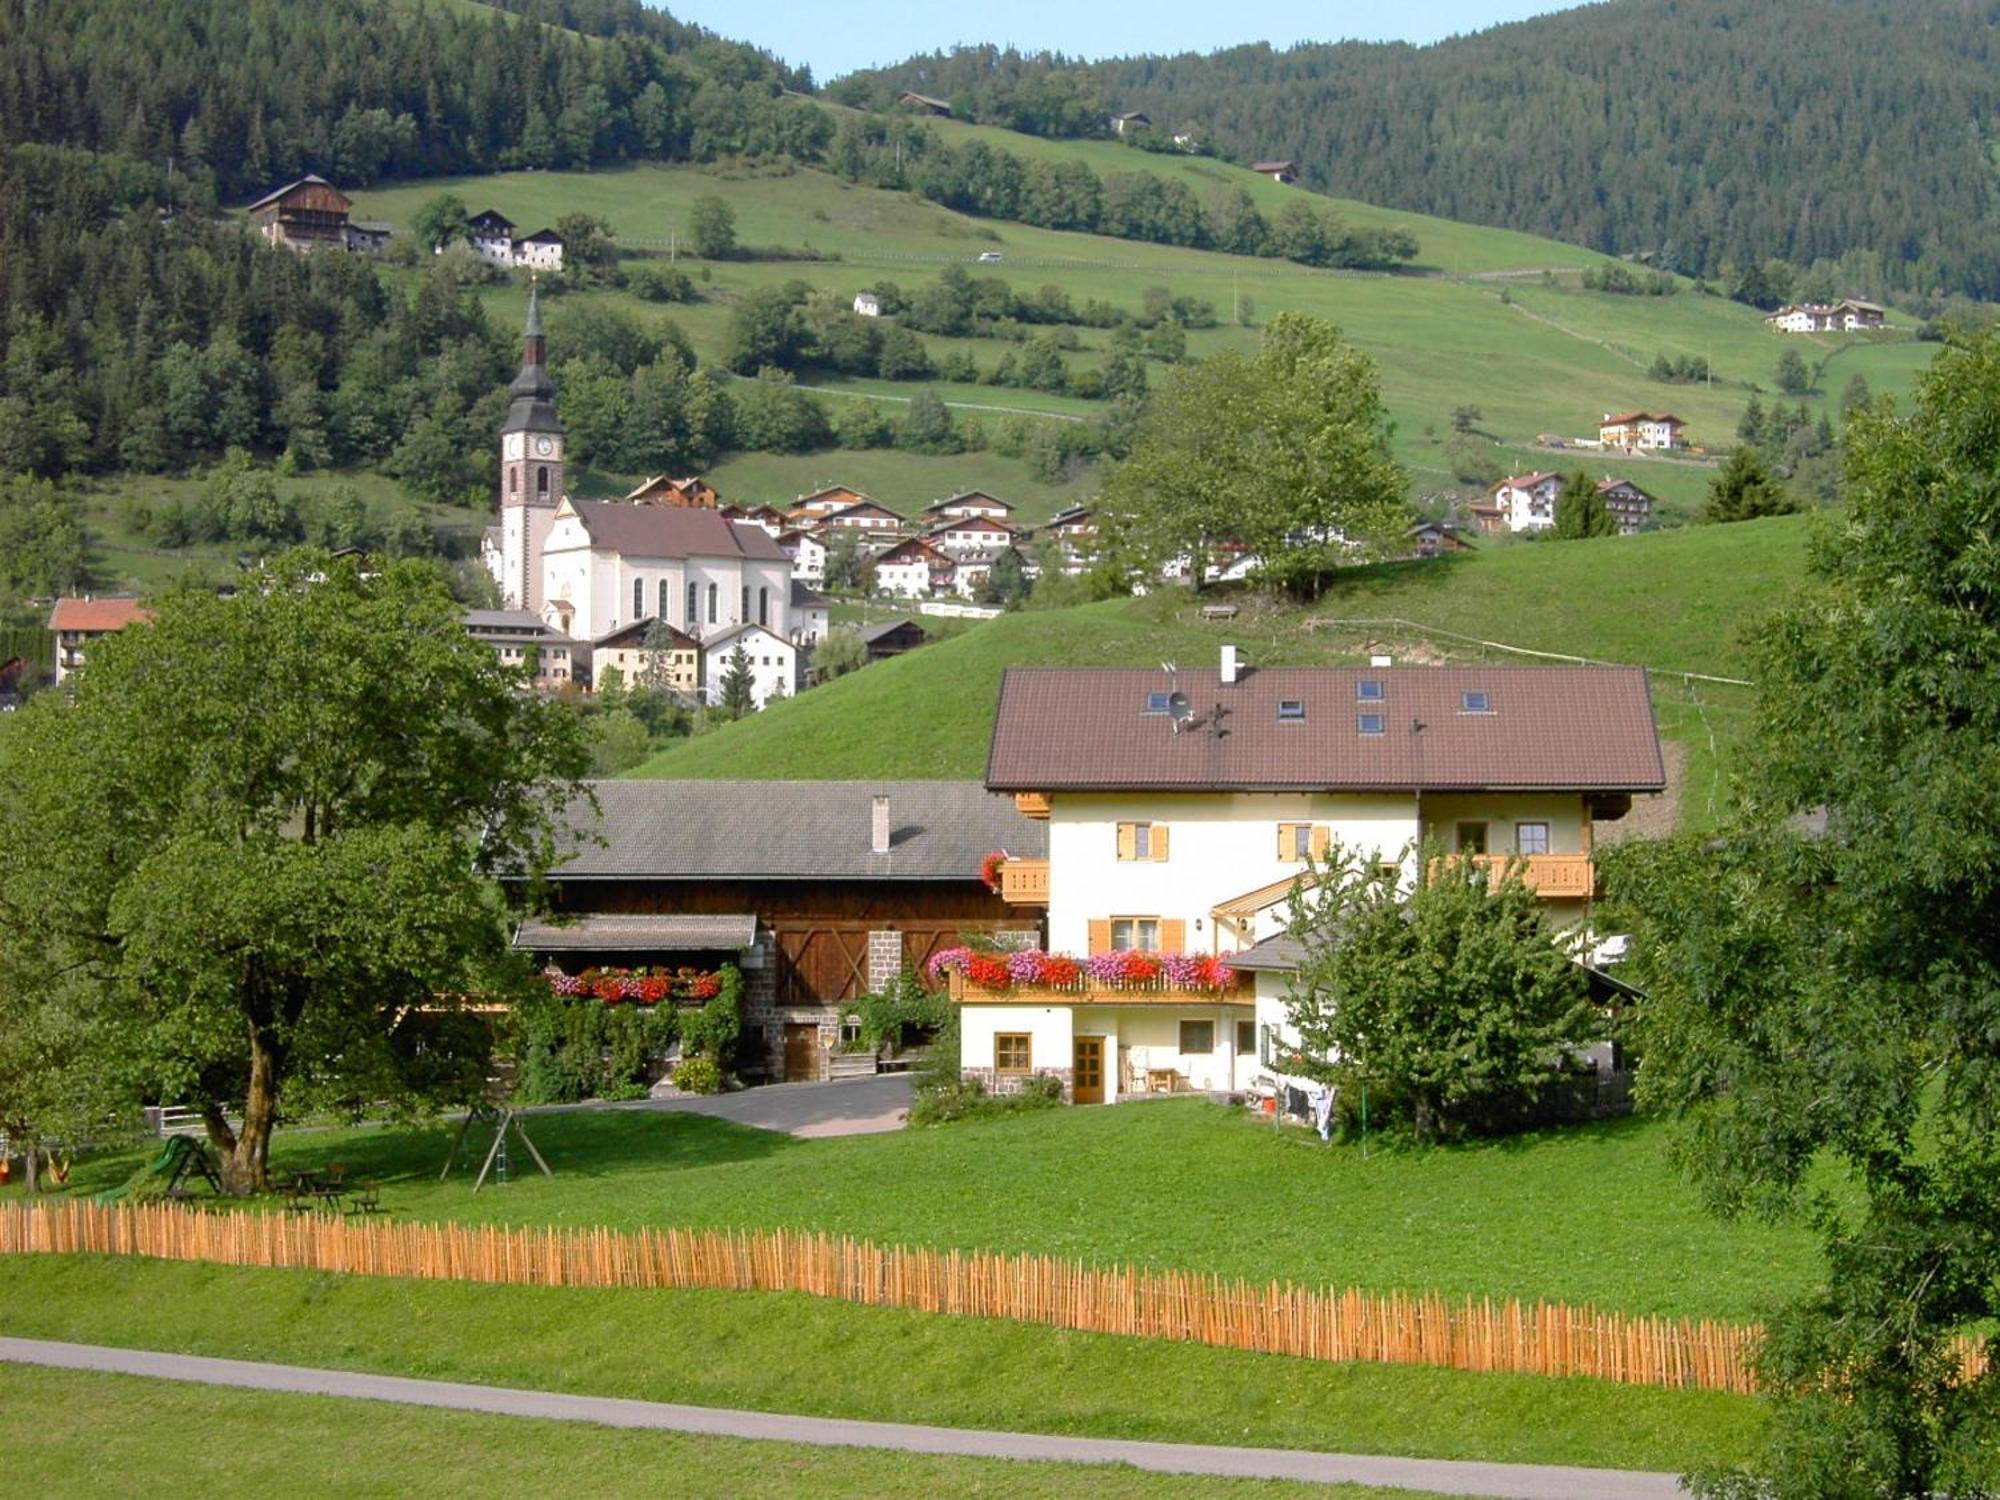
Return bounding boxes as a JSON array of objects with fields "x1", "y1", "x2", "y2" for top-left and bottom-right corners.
[{"x1": 636, "y1": 515, "x2": 1809, "y2": 824}]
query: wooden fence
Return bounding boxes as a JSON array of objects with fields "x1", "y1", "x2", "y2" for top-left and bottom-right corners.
[{"x1": 3, "y1": 1200, "x2": 1778, "y2": 1393}]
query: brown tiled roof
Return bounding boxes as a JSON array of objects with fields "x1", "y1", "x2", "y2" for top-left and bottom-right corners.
[
  {"x1": 1602, "y1": 411, "x2": 1682, "y2": 427},
  {"x1": 570, "y1": 501, "x2": 785, "y2": 561},
  {"x1": 48, "y1": 597, "x2": 150, "y2": 633},
  {"x1": 984, "y1": 666, "x2": 1666, "y2": 793}
]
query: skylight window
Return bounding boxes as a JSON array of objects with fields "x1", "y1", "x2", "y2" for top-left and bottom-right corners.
[
  {"x1": 1357, "y1": 712, "x2": 1386, "y2": 736},
  {"x1": 1461, "y1": 690, "x2": 1493, "y2": 714},
  {"x1": 1357, "y1": 679, "x2": 1385, "y2": 702},
  {"x1": 1277, "y1": 699, "x2": 1306, "y2": 722},
  {"x1": 1143, "y1": 691, "x2": 1171, "y2": 714}
]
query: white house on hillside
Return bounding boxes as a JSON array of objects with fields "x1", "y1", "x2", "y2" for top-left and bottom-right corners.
[
  {"x1": 929, "y1": 514, "x2": 1017, "y2": 556},
  {"x1": 959, "y1": 650, "x2": 1666, "y2": 1104},
  {"x1": 1599, "y1": 411, "x2": 1686, "y2": 451},
  {"x1": 467, "y1": 210, "x2": 518, "y2": 266},
  {"x1": 702, "y1": 623, "x2": 797, "y2": 709},
  {"x1": 513, "y1": 228, "x2": 565, "y2": 270},
  {"x1": 872, "y1": 538, "x2": 951, "y2": 598},
  {"x1": 1764, "y1": 299, "x2": 1885, "y2": 333},
  {"x1": 925, "y1": 490, "x2": 1016, "y2": 523},
  {"x1": 853, "y1": 292, "x2": 881, "y2": 317},
  {"x1": 1595, "y1": 478, "x2": 1654, "y2": 535},
  {"x1": 1475, "y1": 472, "x2": 1563, "y2": 534}
]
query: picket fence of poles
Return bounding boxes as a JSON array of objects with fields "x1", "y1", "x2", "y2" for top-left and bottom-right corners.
[{"x1": 4, "y1": 1200, "x2": 1985, "y2": 1395}]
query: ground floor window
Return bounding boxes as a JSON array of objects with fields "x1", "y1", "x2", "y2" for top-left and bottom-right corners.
[
  {"x1": 995, "y1": 1033, "x2": 1032, "y2": 1073},
  {"x1": 1179, "y1": 1019, "x2": 1214, "y2": 1055},
  {"x1": 1236, "y1": 1019, "x2": 1256, "y2": 1055}
]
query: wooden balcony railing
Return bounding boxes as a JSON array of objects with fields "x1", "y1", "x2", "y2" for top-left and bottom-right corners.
[
  {"x1": 1448, "y1": 853, "x2": 1597, "y2": 900},
  {"x1": 997, "y1": 858, "x2": 1049, "y2": 906},
  {"x1": 947, "y1": 969, "x2": 1252, "y2": 1006}
]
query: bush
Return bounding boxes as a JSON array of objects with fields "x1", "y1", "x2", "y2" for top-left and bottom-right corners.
[
  {"x1": 631, "y1": 265, "x2": 699, "y2": 303},
  {"x1": 511, "y1": 992, "x2": 677, "y2": 1104},
  {"x1": 907, "y1": 1072, "x2": 1064, "y2": 1127},
  {"x1": 672, "y1": 1056, "x2": 722, "y2": 1094}
]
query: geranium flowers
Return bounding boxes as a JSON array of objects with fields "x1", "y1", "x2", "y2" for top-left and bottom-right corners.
[
  {"x1": 542, "y1": 966, "x2": 727, "y2": 1006},
  {"x1": 927, "y1": 947, "x2": 1238, "y2": 993}
]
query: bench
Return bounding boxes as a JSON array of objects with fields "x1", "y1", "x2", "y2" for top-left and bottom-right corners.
[{"x1": 1200, "y1": 604, "x2": 1239, "y2": 621}]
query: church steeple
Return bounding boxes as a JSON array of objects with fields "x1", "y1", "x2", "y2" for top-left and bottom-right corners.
[
  {"x1": 493, "y1": 286, "x2": 564, "y2": 613},
  {"x1": 503, "y1": 286, "x2": 558, "y2": 419}
]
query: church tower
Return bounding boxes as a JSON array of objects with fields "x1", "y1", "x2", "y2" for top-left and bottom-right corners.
[{"x1": 496, "y1": 288, "x2": 563, "y2": 612}]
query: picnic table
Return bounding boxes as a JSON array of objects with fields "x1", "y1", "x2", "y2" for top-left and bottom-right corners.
[{"x1": 279, "y1": 1167, "x2": 380, "y2": 1216}]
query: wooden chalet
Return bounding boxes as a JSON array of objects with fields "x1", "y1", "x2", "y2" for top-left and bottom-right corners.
[
  {"x1": 857, "y1": 618, "x2": 927, "y2": 660},
  {"x1": 520, "y1": 781, "x2": 1046, "y2": 1080},
  {"x1": 897, "y1": 91, "x2": 953, "y2": 117},
  {"x1": 626, "y1": 475, "x2": 720, "y2": 509}
]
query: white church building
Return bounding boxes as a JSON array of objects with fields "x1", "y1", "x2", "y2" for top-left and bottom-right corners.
[{"x1": 488, "y1": 292, "x2": 800, "y2": 663}]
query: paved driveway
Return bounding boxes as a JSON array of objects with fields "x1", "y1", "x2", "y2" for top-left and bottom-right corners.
[{"x1": 625, "y1": 1074, "x2": 915, "y2": 1138}]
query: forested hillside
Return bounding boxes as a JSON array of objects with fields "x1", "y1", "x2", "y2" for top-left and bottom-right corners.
[{"x1": 835, "y1": 0, "x2": 2000, "y2": 301}]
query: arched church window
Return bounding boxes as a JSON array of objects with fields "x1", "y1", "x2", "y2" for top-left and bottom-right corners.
[
  {"x1": 706, "y1": 583, "x2": 717, "y2": 624},
  {"x1": 658, "y1": 579, "x2": 670, "y2": 619},
  {"x1": 758, "y1": 587, "x2": 769, "y2": 627},
  {"x1": 633, "y1": 578, "x2": 644, "y2": 621},
  {"x1": 536, "y1": 465, "x2": 549, "y2": 496},
  {"x1": 509, "y1": 467, "x2": 518, "y2": 495},
  {"x1": 686, "y1": 582, "x2": 697, "y2": 628}
]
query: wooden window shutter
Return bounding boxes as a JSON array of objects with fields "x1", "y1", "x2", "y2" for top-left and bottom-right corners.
[
  {"x1": 1088, "y1": 920, "x2": 1112, "y2": 956},
  {"x1": 1276, "y1": 824, "x2": 1292, "y2": 859},
  {"x1": 1310, "y1": 826, "x2": 1329, "y2": 859},
  {"x1": 1160, "y1": 918, "x2": 1186, "y2": 952},
  {"x1": 1152, "y1": 825, "x2": 1170, "y2": 861},
  {"x1": 1116, "y1": 823, "x2": 1136, "y2": 861}
]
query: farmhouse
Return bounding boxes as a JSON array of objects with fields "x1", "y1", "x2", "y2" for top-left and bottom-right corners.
[
  {"x1": 778, "y1": 528, "x2": 826, "y2": 583},
  {"x1": 1110, "y1": 111, "x2": 1152, "y2": 135},
  {"x1": 1763, "y1": 299, "x2": 1885, "y2": 333},
  {"x1": 719, "y1": 502, "x2": 788, "y2": 536},
  {"x1": 962, "y1": 651, "x2": 1666, "y2": 1103},
  {"x1": 815, "y1": 499, "x2": 907, "y2": 534},
  {"x1": 1041, "y1": 504, "x2": 1101, "y2": 572},
  {"x1": 512, "y1": 227, "x2": 565, "y2": 271},
  {"x1": 871, "y1": 538, "x2": 953, "y2": 598},
  {"x1": 789, "y1": 581, "x2": 831, "y2": 649},
  {"x1": 1598, "y1": 411, "x2": 1685, "y2": 451},
  {"x1": 592, "y1": 618, "x2": 700, "y2": 697},
  {"x1": 467, "y1": 209, "x2": 517, "y2": 266},
  {"x1": 897, "y1": 91, "x2": 953, "y2": 117},
  {"x1": 928, "y1": 513, "x2": 1017, "y2": 556},
  {"x1": 461, "y1": 608, "x2": 577, "y2": 687},
  {"x1": 47, "y1": 596, "x2": 149, "y2": 684},
  {"x1": 853, "y1": 292, "x2": 881, "y2": 317},
  {"x1": 1407, "y1": 520, "x2": 1474, "y2": 558},
  {"x1": 1595, "y1": 478, "x2": 1655, "y2": 535},
  {"x1": 858, "y1": 618, "x2": 927, "y2": 660},
  {"x1": 522, "y1": 781, "x2": 1044, "y2": 1080},
  {"x1": 791, "y1": 485, "x2": 875, "y2": 519},
  {"x1": 1250, "y1": 160, "x2": 1298, "y2": 184}
]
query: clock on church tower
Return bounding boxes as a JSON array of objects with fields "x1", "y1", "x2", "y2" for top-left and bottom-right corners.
[{"x1": 498, "y1": 288, "x2": 564, "y2": 510}]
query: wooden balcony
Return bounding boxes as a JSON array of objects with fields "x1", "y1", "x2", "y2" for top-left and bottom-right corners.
[
  {"x1": 997, "y1": 858, "x2": 1049, "y2": 906},
  {"x1": 1450, "y1": 853, "x2": 1597, "y2": 900},
  {"x1": 948, "y1": 970, "x2": 1252, "y2": 1006}
]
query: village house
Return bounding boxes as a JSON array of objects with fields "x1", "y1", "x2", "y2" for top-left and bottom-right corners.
[
  {"x1": 963, "y1": 651, "x2": 1666, "y2": 1103},
  {"x1": 461, "y1": 608, "x2": 577, "y2": 687},
  {"x1": 924, "y1": 490, "x2": 1016, "y2": 523},
  {"x1": 1110, "y1": 111, "x2": 1152, "y2": 135},
  {"x1": 815, "y1": 498, "x2": 907, "y2": 535},
  {"x1": 1595, "y1": 478, "x2": 1655, "y2": 535},
  {"x1": 789, "y1": 582, "x2": 831, "y2": 651},
  {"x1": 519, "y1": 781, "x2": 1043, "y2": 1081},
  {"x1": 1040, "y1": 504, "x2": 1100, "y2": 573},
  {"x1": 47, "y1": 597, "x2": 149, "y2": 684},
  {"x1": 928, "y1": 513, "x2": 1018, "y2": 556},
  {"x1": 591, "y1": 618, "x2": 700, "y2": 697},
  {"x1": 1250, "y1": 160, "x2": 1298, "y2": 184},
  {"x1": 245, "y1": 175, "x2": 390, "y2": 254},
  {"x1": 852, "y1": 292, "x2": 882, "y2": 317},
  {"x1": 1763, "y1": 299, "x2": 1886, "y2": 334},
  {"x1": 701, "y1": 622, "x2": 798, "y2": 708},
  {"x1": 719, "y1": 502, "x2": 789, "y2": 536},
  {"x1": 897, "y1": 91, "x2": 953, "y2": 117},
  {"x1": 1475, "y1": 472, "x2": 1564, "y2": 534},
  {"x1": 779, "y1": 528, "x2": 827, "y2": 584},
  {"x1": 1599, "y1": 411, "x2": 1686, "y2": 451},
  {"x1": 626, "y1": 475, "x2": 720, "y2": 509},
  {"x1": 871, "y1": 538, "x2": 953, "y2": 598},
  {"x1": 1407, "y1": 520, "x2": 1475, "y2": 558}
]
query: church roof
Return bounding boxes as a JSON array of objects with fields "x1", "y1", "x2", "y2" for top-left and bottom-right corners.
[{"x1": 567, "y1": 501, "x2": 788, "y2": 562}]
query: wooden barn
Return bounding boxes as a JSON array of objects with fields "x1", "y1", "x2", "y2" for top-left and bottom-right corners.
[
  {"x1": 246, "y1": 175, "x2": 355, "y2": 251},
  {"x1": 518, "y1": 781, "x2": 1047, "y2": 1081}
]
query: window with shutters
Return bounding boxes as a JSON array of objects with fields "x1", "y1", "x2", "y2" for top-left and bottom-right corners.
[
  {"x1": 1277, "y1": 822, "x2": 1316, "y2": 861},
  {"x1": 1110, "y1": 918, "x2": 1159, "y2": 952},
  {"x1": 1178, "y1": 1020, "x2": 1214, "y2": 1055},
  {"x1": 1116, "y1": 821, "x2": 1168, "y2": 861},
  {"x1": 995, "y1": 1034, "x2": 1032, "y2": 1073}
]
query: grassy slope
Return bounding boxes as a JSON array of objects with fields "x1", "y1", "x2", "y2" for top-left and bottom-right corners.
[
  {"x1": 348, "y1": 135, "x2": 1935, "y2": 526},
  {"x1": 0, "y1": 1259, "x2": 1760, "y2": 1474},
  {"x1": 25, "y1": 1101, "x2": 1816, "y2": 1321},
  {"x1": 0, "y1": 1364, "x2": 1441, "y2": 1500},
  {"x1": 636, "y1": 515, "x2": 1806, "y2": 819}
]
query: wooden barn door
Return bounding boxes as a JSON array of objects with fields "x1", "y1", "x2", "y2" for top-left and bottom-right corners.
[
  {"x1": 783, "y1": 1024, "x2": 822, "y2": 1082},
  {"x1": 775, "y1": 925, "x2": 872, "y2": 1005}
]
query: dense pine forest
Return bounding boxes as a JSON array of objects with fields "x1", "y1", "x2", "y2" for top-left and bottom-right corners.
[{"x1": 835, "y1": 0, "x2": 2000, "y2": 301}]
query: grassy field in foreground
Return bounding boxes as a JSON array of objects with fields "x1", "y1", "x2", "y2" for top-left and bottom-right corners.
[
  {"x1": 0, "y1": 1365, "x2": 1442, "y2": 1500},
  {"x1": 636, "y1": 515, "x2": 1807, "y2": 822},
  {"x1": 0, "y1": 1259, "x2": 1763, "y2": 1475},
  {"x1": 27, "y1": 1102, "x2": 1819, "y2": 1322}
]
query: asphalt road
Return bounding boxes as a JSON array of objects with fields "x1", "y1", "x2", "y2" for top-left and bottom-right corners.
[
  {"x1": 0, "y1": 1337, "x2": 1686, "y2": 1499},
  {"x1": 626, "y1": 1072, "x2": 915, "y2": 1137}
]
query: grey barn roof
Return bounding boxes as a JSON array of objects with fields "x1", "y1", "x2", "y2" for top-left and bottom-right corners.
[{"x1": 550, "y1": 780, "x2": 1047, "y2": 881}]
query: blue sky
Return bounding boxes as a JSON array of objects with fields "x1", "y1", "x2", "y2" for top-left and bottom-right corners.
[{"x1": 665, "y1": 1, "x2": 1579, "y2": 82}]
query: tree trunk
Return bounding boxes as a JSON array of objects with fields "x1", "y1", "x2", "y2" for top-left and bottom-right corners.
[{"x1": 215, "y1": 1024, "x2": 282, "y2": 1195}]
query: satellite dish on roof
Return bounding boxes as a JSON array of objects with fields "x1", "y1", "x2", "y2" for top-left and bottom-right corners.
[{"x1": 1167, "y1": 691, "x2": 1192, "y2": 735}]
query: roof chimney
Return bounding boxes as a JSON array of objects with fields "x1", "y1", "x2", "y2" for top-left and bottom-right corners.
[
  {"x1": 1370, "y1": 654, "x2": 1393, "y2": 668},
  {"x1": 1219, "y1": 643, "x2": 1239, "y2": 686},
  {"x1": 871, "y1": 794, "x2": 891, "y2": 855}
]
